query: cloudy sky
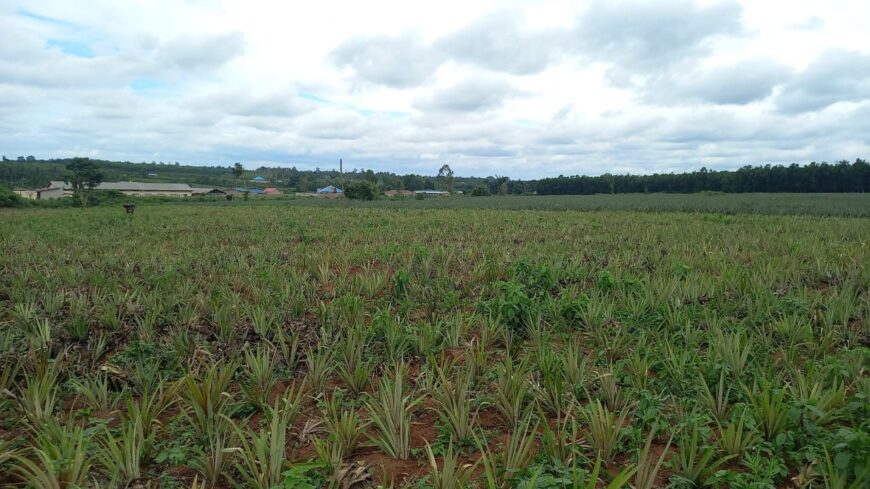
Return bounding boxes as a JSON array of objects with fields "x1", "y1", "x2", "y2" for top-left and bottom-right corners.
[{"x1": 1, "y1": 0, "x2": 868, "y2": 178}]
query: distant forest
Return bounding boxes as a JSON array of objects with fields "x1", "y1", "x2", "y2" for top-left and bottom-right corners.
[
  {"x1": 1, "y1": 156, "x2": 868, "y2": 195},
  {"x1": 537, "y1": 159, "x2": 870, "y2": 195}
]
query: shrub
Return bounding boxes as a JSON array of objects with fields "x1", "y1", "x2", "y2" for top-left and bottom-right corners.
[
  {"x1": 345, "y1": 181, "x2": 377, "y2": 200},
  {"x1": 471, "y1": 186, "x2": 491, "y2": 196},
  {"x1": 85, "y1": 190, "x2": 127, "y2": 207},
  {"x1": 479, "y1": 280, "x2": 534, "y2": 338},
  {"x1": 0, "y1": 186, "x2": 26, "y2": 208}
]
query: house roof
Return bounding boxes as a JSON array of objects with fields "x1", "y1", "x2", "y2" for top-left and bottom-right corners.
[
  {"x1": 317, "y1": 185, "x2": 343, "y2": 193},
  {"x1": 44, "y1": 181, "x2": 196, "y2": 192},
  {"x1": 97, "y1": 182, "x2": 193, "y2": 191},
  {"x1": 252, "y1": 176, "x2": 267, "y2": 181}
]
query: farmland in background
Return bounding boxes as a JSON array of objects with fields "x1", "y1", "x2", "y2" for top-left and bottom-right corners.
[
  {"x1": 247, "y1": 192, "x2": 870, "y2": 217},
  {"x1": 1, "y1": 203, "x2": 868, "y2": 488}
]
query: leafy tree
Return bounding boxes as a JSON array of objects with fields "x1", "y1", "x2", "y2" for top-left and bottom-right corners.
[
  {"x1": 345, "y1": 181, "x2": 377, "y2": 200},
  {"x1": 232, "y1": 162, "x2": 244, "y2": 179},
  {"x1": 0, "y1": 186, "x2": 24, "y2": 208},
  {"x1": 437, "y1": 164, "x2": 454, "y2": 193},
  {"x1": 471, "y1": 186, "x2": 491, "y2": 196},
  {"x1": 401, "y1": 174, "x2": 425, "y2": 191},
  {"x1": 66, "y1": 157, "x2": 103, "y2": 208},
  {"x1": 495, "y1": 175, "x2": 509, "y2": 195}
]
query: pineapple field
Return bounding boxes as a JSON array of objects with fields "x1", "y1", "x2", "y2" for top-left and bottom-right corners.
[{"x1": 1, "y1": 202, "x2": 868, "y2": 488}]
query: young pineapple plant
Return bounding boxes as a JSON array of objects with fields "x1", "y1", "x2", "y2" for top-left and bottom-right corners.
[
  {"x1": 365, "y1": 362, "x2": 420, "y2": 460},
  {"x1": 492, "y1": 354, "x2": 532, "y2": 427},
  {"x1": 431, "y1": 363, "x2": 478, "y2": 444},
  {"x1": 477, "y1": 412, "x2": 538, "y2": 489},
  {"x1": 183, "y1": 363, "x2": 236, "y2": 440},
  {"x1": 425, "y1": 442, "x2": 477, "y2": 489},
  {"x1": 716, "y1": 408, "x2": 760, "y2": 460},
  {"x1": 13, "y1": 419, "x2": 92, "y2": 489},
  {"x1": 228, "y1": 400, "x2": 292, "y2": 489},
  {"x1": 670, "y1": 422, "x2": 734, "y2": 487},
  {"x1": 323, "y1": 390, "x2": 369, "y2": 455},
  {"x1": 583, "y1": 399, "x2": 632, "y2": 464},
  {"x1": 336, "y1": 331, "x2": 373, "y2": 396},
  {"x1": 241, "y1": 344, "x2": 280, "y2": 410},
  {"x1": 98, "y1": 418, "x2": 149, "y2": 487}
]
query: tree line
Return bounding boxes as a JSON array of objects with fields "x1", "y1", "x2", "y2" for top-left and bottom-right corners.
[
  {"x1": 2, "y1": 157, "x2": 868, "y2": 195},
  {"x1": 536, "y1": 160, "x2": 870, "y2": 195}
]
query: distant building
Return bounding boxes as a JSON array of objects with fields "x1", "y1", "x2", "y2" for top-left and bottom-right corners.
[
  {"x1": 263, "y1": 187, "x2": 283, "y2": 195},
  {"x1": 13, "y1": 189, "x2": 38, "y2": 199},
  {"x1": 228, "y1": 187, "x2": 265, "y2": 196},
  {"x1": 251, "y1": 176, "x2": 268, "y2": 183},
  {"x1": 190, "y1": 188, "x2": 227, "y2": 195},
  {"x1": 385, "y1": 190, "x2": 414, "y2": 197},
  {"x1": 415, "y1": 190, "x2": 450, "y2": 196},
  {"x1": 146, "y1": 172, "x2": 158, "y2": 178},
  {"x1": 20, "y1": 181, "x2": 200, "y2": 199},
  {"x1": 96, "y1": 182, "x2": 195, "y2": 196},
  {"x1": 29, "y1": 181, "x2": 72, "y2": 200},
  {"x1": 317, "y1": 185, "x2": 343, "y2": 194}
]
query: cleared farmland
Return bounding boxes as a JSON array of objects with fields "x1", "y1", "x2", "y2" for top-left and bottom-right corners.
[{"x1": 1, "y1": 204, "x2": 868, "y2": 488}]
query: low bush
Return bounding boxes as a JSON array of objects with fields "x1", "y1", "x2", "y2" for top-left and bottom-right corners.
[
  {"x1": 0, "y1": 186, "x2": 27, "y2": 208},
  {"x1": 344, "y1": 181, "x2": 377, "y2": 200}
]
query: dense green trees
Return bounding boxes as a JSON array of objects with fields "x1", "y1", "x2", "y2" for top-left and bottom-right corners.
[
  {"x1": 536, "y1": 160, "x2": 870, "y2": 195},
  {"x1": 0, "y1": 186, "x2": 25, "y2": 207},
  {"x1": 3, "y1": 157, "x2": 868, "y2": 196},
  {"x1": 344, "y1": 181, "x2": 377, "y2": 200}
]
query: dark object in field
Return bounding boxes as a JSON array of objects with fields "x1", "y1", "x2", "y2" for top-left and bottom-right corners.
[
  {"x1": 123, "y1": 203, "x2": 136, "y2": 214},
  {"x1": 226, "y1": 195, "x2": 233, "y2": 201}
]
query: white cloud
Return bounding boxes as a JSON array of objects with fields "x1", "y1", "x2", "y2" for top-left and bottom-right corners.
[{"x1": 1, "y1": 0, "x2": 869, "y2": 177}]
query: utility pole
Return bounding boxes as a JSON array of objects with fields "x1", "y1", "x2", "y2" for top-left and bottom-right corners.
[{"x1": 340, "y1": 158, "x2": 345, "y2": 194}]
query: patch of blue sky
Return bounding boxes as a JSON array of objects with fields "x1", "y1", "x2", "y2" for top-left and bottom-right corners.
[
  {"x1": 356, "y1": 108, "x2": 408, "y2": 120},
  {"x1": 382, "y1": 111, "x2": 408, "y2": 120},
  {"x1": 130, "y1": 79, "x2": 165, "y2": 91},
  {"x1": 298, "y1": 91, "x2": 329, "y2": 103},
  {"x1": 298, "y1": 91, "x2": 408, "y2": 119},
  {"x1": 18, "y1": 9, "x2": 77, "y2": 27},
  {"x1": 46, "y1": 39, "x2": 94, "y2": 58}
]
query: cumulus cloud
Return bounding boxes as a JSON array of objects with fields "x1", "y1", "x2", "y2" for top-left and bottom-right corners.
[
  {"x1": 1, "y1": 0, "x2": 869, "y2": 177},
  {"x1": 153, "y1": 32, "x2": 245, "y2": 71},
  {"x1": 331, "y1": 33, "x2": 443, "y2": 88},
  {"x1": 437, "y1": 12, "x2": 562, "y2": 75},
  {"x1": 0, "y1": 28, "x2": 244, "y2": 89},
  {"x1": 647, "y1": 59, "x2": 792, "y2": 105},
  {"x1": 573, "y1": 0, "x2": 743, "y2": 72},
  {"x1": 186, "y1": 90, "x2": 312, "y2": 118},
  {"x1": 775, "y1": 49, "x2": 870, "y2": 113},
  {"x1": 413, "y1": 77, "x2": 522, "y2": 112}
]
